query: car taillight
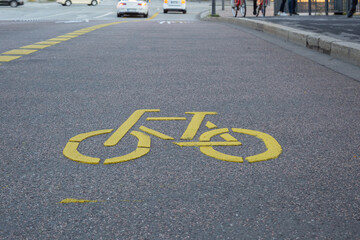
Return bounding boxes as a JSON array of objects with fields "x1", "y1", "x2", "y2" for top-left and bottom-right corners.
[
  {"x1": 138, "y1": 2, "x2": 146, "y2": 6},
  {"x1": 118, "y1": 2, "x2": 126, "y2": 5}
]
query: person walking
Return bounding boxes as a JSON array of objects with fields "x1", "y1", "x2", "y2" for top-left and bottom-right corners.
[
  {"x1": 288, "y1": 0, "x2": 299, "y2": 16},
  {"x1": 277, "y1": 0, "x2": 288, "y2": 16},
  {"x1": 253, "y1": 0, "x2": 257, "y2": 15},
  {"x1": 347, "y1": 0, "x2": 358, "y2": 17}
]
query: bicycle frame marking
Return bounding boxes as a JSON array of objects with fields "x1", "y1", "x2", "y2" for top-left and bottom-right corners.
[
  {"x1": 104, "y1": 109, "x2": 159, "y2": 147},
  {"x1": 63, "y1": 109, "x2": 283, "y2": 165},
  {"x1": 180, "y1": 112, "x2": 217, "y2": 140}
]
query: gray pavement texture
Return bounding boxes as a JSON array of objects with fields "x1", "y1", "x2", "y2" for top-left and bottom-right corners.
[
  {"x1": 1, "y1": 18, "x2": 360, "y2": 239},
  {"x1": 204, "y1": 6, "x2": 360, "y2": 67}
]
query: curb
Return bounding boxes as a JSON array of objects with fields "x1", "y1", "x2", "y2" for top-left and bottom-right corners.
[{"x1": 202, "y1": 13, "x2": 360, "y2": 67}]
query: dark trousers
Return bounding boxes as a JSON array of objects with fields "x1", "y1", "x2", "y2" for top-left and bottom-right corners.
[
  {"x1": 350, "y1": 0, "x2": 358, "y2": 11},
  {"x1": 279, "y1": 0, "x2": 286, "y2": 12},
  {"x1": 288, "y1": 0, "x2": 297, "y2": 14}
]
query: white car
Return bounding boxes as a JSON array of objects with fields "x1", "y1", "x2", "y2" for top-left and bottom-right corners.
[
  {"x1": 163, "y1": 0, "x2": 186, "y2": 14},
  {"x1": 57, "y1": 0, "x2": 99, "y2": 6},
  {"x1": 117, "y1": 0, "x2": 150, "y2": 18}
]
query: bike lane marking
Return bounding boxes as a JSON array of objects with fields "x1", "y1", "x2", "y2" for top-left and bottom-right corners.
[
  {"x1": 63, "y1": 129, "x2": 114, "y2": 164},
  {"x1": 181, "y1": 112, "x2": 218, "y2": 140},
  {"x1": 139, "y1": 126, "x2": 174, "y2": 140},
  {"x1": 147, "y1": 117, "x2": 187, "y2": 121},
  {"x1": 63, "y1": 110, "x2": 283, "y2": 165},
  {"x1": 232, "y1": 128, "x2": 282, "y2": 163},
  {"x1": 104, "y1": 131, "x2": 151, "y2": 165},
  {"x1": 104, "y1": 109, "x2": 160, "y2": 147},
  {"x1": 0, "y1": 12, "x2": 159, "y2": 64}
]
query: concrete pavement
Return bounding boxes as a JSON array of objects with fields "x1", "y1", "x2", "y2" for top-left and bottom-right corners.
[{"x1": 202, "y1": 2, "x2": 360, "y2": 67}]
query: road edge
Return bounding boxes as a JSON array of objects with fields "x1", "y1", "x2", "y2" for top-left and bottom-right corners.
[{"x1": 200, "y1": 12, "x2": 360, "y2": 67}]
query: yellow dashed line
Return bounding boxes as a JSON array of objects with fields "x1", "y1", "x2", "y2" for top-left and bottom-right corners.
[
  {"x1": 0, "y1": 13, "x2": 160, "y2": 66},
  {"x1": 148, "y1": 12, "x2": 159, "y2": 20},
  {"x1": 59, "y1": 198, "x2": 99, "y2": 203},
  {"x1": 57, "y1": 34, "x2": 78, "y2": 38},
  {"x1": 20, "y1": 44, "x2": 51, "y2": 49},
  {"x1": 35, "y1": 41, "x2": 61, "y2": 45},
  {"x1": 0, "y1": 56, "x2": 22, "y2": 62},
  {"x1": 48, "y1": 38, "x2": 71, "y2": 42},
  {"x1": 3, "y1": 49, "x2": 38, "y2": 55}
]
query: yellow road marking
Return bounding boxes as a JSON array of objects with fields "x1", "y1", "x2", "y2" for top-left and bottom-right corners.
[
  {"x1": 139, "y1": 126, "x2": 174, "y2": 140},
  {"x1": 220, "y1": 133, "x2": 239, "y2": 142},
  {"x1": 104, "y1": 131, "x2": 151, "y2": 164},
  {"x1": 48, "y1": 37, "x2": 72, "y2": 41},
  {"x1": 174, "y1": 141, "x2": 242, "y2": 147},
  {"x1": 104, "y1": 109, "x2": 160, "y2": 147},
  {"x1": 206, "y1": 121, "x2": 217, "y2": 129},
  {"x1": 197, "y1": 128, "x2": 244, "y2": 162},
  {"x1": 104, "y1": 147, "x2": 150, "y2": 164},
  {"x1": 0, "y1": 55, "x2": 22, "y2": 62},
  {"x1": 232, "y1": 128, "x2": 282, "y2": 163},
  {"x1": 198, "y1": 128, "x2": 228, "y2": 141},
  {"x1": 3, "y1": 49, "x2": 38, "y2": 55},
  {"x1": 148, "y1": 12, "x2": 159, "y2": 20},
  {"x1": 59, "y1": 198, "x2": 99, "y2": 203},
  {"x1": 70, "y1": 32, "x2": 87, "y2": 35},
  {"x1": 57, "y1": 34, "x2": 78, "y2": 38},
  {"x1": 181, "y1": 112, "x2": 218, "y2": 140},
  {"x1": 64, "y1": 129, "x2": 113, "y2": 164},
  {"x1": 146, "y1": 117, "x2": 186, "y2": 121},
  {"x1": 200, "y1": 146, "x2": 244, "y2": 163},
  {"x1": 69, "y1": 129, "x2": 113, "y2": 142},
  {"x1": 35, "y1": 41, "x2": 61, "y2": 45},
  {"x1": 1, "y1": 14, "x2": 160, "y2": 66},
  {"x1": 20, "y1": 44, "x2": 51, "y2": 49},
  {"x1": 63, "y1": 141, "x2": 101, "y2": 164}
]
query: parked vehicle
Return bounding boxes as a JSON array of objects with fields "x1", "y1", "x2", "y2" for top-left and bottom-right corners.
[
  {"x1": 57, "y1": 0, "x2": 100, "y2": 6},
  {"x1": 0, "y1": 0, "x2": 24, "y2": 7}
]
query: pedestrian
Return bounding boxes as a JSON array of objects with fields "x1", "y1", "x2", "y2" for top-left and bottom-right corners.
[
  {"x1": 288, "y1": 0, "x2": 299, "y2": 16},
  {"x1": 277, "y1": 0, "x2": 288, "y2": 16},
  {"x1": 347, "y1": 0, "x2": 358, "y2": 17},
  {"x1": 253, "y1": 0, "x2": 257, "y2": 15}
]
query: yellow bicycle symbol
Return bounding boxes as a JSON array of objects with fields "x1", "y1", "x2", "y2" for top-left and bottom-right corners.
[{"x1": 63, "y1": 109, "x2": 282, "y2": 164}]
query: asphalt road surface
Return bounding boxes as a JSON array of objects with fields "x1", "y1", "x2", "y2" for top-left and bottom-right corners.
[{"x1": 1, "y1": 0, "x2": 360, "y2": 239}]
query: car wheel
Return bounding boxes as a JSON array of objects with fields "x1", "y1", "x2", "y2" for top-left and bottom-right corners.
[
  {"x1": 65, "y1": 0, "x2": 71, "y2": 6},
  {"x1": 91, "y1": 0, "x2": 97, "y2": 6},
  {"x1": 163, "y1": 9, "x2": 168, "y2": 13},
  {"x1": 183, "y1": 10, "x2": 186, "y2": 14},
  {"x1": 117, "y1": 13, "x2": 123, "y2": 17},
  {"x1": 10, "y1": 1, "x2": 18, "y2": 7},
  {"x1": 144, "y1": 12, "x2": 148, "y2": 18}
]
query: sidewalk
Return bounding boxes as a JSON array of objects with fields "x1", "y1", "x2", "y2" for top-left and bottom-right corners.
[{"x1": 202, "y1": 2, "x2": 360, "y2": 67}]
